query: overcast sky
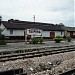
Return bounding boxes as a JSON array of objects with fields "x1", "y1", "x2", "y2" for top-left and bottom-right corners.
[{"x1": 0, "y1": 0, "x2": 74, "y2": 27}]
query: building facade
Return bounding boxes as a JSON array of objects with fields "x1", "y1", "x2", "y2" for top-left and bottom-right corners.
[{"x1": 0, "y1": 19, "x2": 64, "y2": 40}]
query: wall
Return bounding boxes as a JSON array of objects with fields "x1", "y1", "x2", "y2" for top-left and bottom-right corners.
[
  {"x1": 42, "y1": 31, "x2": 50, "y2": 37},
  {"x1": 0, "y1": 23, "x2": 8, "y2": 36},
  {"x1": 73, "y1": 32, "x2": 75, "y2": 36},
  {"x1": 0, "y1": 24, "x2": 64, "y2": 38},
  {"x1": 55, "y1": 31, "x2": 64, "y2": 37},
  {"x1": 42, "y1": 31, "x2": 64, "y2": 38},
  {"x1": 0, "y1": 24, "x2": 25, "y2": 36},
  {"x1": 2, "y1": 29, "x2": 25, "y2": 37}
]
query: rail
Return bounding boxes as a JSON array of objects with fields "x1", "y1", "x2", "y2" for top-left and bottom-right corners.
[{"x1": 0, "y1": 45, "x2": 75, "y2": 62}]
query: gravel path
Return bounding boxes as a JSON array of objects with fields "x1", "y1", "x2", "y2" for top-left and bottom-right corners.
[{"x1": 0, "y1": 51, "x2": 75, "y2": 75}]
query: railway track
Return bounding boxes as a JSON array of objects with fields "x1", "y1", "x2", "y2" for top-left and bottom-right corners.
[{"x1": 0, "y1": 45, "x2": 75, "y2": 62}]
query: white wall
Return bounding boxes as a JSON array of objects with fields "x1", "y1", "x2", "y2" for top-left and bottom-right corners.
[
  {"x1": 0, "y1": 23, "x2": 5, "y2": 30},
  {"x1": 0, "y1": 23, "x2": 8, "y2": 36},
  {"x1": 0, "y1": 24, "x2": 64, "y2": 37},
  {"x1": 42, "y1": 31, "x2": 50, "y2": 37},
  {"x1": 55, "y1": 31, "x2": 64, "y2": 37},
  {"x1": 11, "y1": 30, "x2": 24, "y2": 36},
  {"x1": 3, "y1": 29, "x2": 25, "y2": 36},
  {"x1": 0, "y1": 23, "x2": 25, "y2": 36},
  {"x1": 42, "y1": 31, "x2": 64, "y2": 37},
  {"x1": 73, "y1": 32, "x2": 75, "y2": 35}
]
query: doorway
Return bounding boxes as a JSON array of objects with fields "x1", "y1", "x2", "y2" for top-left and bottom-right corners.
[{"x1": 50, "y1": 32, "x2": 55, "y2": 39}]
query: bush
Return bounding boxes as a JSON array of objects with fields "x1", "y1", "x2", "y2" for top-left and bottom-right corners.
[
  {"x1": 38, "y1": 38, "x2": 44, "y2": 44},
  {"x1": 31, "y1": 37, "x2": 39, "y2": 44},
  {"x1": 0, "y1": 35, "x2": 5, "y2": 40},
  {"x1": 29, "y1": 37, "x2": 44, "y2": 44},
  {"x1": 54, "y1": 36, "x2": 63, "y2": 43},
  {"x1": 0, "y1": 35, "x2": 7, "y2": 45},
  {"x1": 67, "y1": 37, "x2": 71, "y2": 42},
  {"x1": 0, "y1": 40, "x2": 6, "y2": 45}
]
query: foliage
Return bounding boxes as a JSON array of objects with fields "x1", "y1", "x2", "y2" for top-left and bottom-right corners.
[
  {"x1": 29, "y1": 37, "x2": 44, "y2": 44},
  {"x1": 0, "y1": 35, "x2": 7, "y2": 45},
  {"x1": 0, "y1": 35, "x2": 5, "y2": 40},
  {"x1": 0, "y1": 40, "x2": 6, "y2": 45},
  {"x1": 54, "y1": 36, "x2": 63, "y2": 43},
  {"x1": 31, "y1": 37, "x2": 38, "y2": 44},
  {"x1": 38, "y1": 38, "x2": 44, "y2": 44},
  {"x1": 0, "y1": 16, "x2": 2, "y2": 25},
  {"x1": 67, "y1": 37, "x2": 71, "y2": 42},
  {"x1": 0, "y1": 28, "x2": 4, "y2": 35},
  {"x1": 0, "y1": 16, "x2": 2, "y2": 21}
]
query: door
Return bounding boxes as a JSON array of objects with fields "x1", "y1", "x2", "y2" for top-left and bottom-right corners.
[
  {"x1": 50, "y1": 32, "x2": 55, "y2": 39},
  {"x1": 27, "y1": 35, "x2": 31, "y2": 40},
  {"x1": 70, "y1": 32, "x2": 73, "y2": 38}
]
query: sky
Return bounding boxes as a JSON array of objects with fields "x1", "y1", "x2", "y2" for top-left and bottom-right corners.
[{"x1": 0, "y1": 0, "x2": 74, "y2": 27}]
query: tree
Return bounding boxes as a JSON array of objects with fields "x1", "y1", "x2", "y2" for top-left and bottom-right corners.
[
  {"x1": 0, "y1": 16, "x2": 2, "y2": 20},
  {"x1": 0, "y1": 28, "x2": 4, "y2": 35},
  {"x1": 0, "y1": 16, "x2": 3, "y2": 35},
  {"x1": 0, "y1": 16, "x2": 2, "y2": 25}
]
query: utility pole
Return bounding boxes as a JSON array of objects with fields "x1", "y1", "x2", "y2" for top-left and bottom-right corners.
[
  {"x1": 25, "y1": 29, "x2": 27, "y2": 44},
  {"x1": 33, "y1": 15, "x2": 35, "y2": 22}
]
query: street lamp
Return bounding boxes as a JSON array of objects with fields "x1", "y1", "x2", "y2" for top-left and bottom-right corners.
[{"x1": 25, "y1": 29, "x2": 27, "y2": 44}]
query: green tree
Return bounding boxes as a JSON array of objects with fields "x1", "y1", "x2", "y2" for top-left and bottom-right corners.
[
  {"x1": 0, "y1": 16, "x2": 2, "y2": 20},
  {"x1": 0, "y1": 15, "x2": 2, "y2": 18},
  {"x1": 0, "y1": 16, "x2": 3, "y2": 35},
  {"x1": 0, "y1": 16, "x2": 2, "y2": 25},
  {"x1": 0, "y1": 28, "x2": 4, "y2": 35}
]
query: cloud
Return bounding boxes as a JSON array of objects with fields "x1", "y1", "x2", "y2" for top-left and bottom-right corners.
[{"x1": 0, "y1": 0, "x2": 74, "y2": 27}]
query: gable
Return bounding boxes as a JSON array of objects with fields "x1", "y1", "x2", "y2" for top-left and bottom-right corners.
[{"x1": 0, "y1": 23, "x2": 6, "y2": 30}]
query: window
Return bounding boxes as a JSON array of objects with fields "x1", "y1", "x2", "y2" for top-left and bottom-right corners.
[
  {"x1": 61, "y1": 31, "x2": 62, "y2": 35},
  {"x1": 38, "y1": 31, "x2": 41, "y2": 33},
  {"x1": 34, "y1": 30, "x2": 35, "y2": 32},
  {"x1": 10, "y1": 30, "x2": 13, "y2": 34},
  {"x1": 29, "y1": 30, "x2": 30, "y2": 33},
  {"x1": 36, "y1": 29, "x2": 38, "y2": 33}
]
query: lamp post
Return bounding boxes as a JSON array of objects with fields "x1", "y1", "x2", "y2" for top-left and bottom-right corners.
[
  {"x1": 33, "y1": 15, "x2": 35, "y2": 22},
  {"x1": 25, "y1": 29, "x2": 27, "y2": 44}
]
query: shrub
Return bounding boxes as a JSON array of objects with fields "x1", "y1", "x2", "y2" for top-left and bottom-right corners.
[
  {"x1": 0, "y1": 40, "x2": 6, "y2": 45},
  {"x1": 31, "y1": 37, "x2": 39, "y2": 44},
  {"x1": 0, "y1": 35, "x2": 7, "y2": 45},
  {"x1": 29, "y1": 37, "x2": 44, "y2": 44},
  {"x1": 0, "y1": 35, "x2": 5, "y2": 40},
  {"x1": 54, "y1": 36, "x2": 63, "y2": 43},
  {"x1": 67, "y1": 37, "x2": 71, "y2": 42},
  {"x1": 39, "y1": 38, "x2": 44, "y2": 44}
]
